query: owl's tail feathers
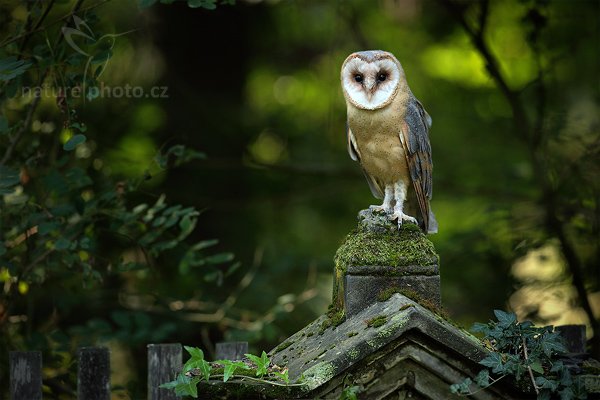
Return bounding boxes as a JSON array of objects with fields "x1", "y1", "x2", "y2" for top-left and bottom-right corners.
[{"x1": 427, "y1": 209, "x2": 438, "y2": 234}]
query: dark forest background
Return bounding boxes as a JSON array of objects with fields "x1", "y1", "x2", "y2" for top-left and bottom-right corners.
[{"x1": 0, "y1": 0, "x2": 598, "y2": 397}]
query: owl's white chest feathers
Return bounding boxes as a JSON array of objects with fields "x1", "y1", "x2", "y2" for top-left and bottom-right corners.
[{"x1": 347, "y1": 95, "x2": 410, "y2": 185}]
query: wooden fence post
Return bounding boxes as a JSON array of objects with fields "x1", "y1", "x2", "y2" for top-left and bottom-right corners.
[
  {"x1": 147, "y1": 343, "x2": 182, "y2": 400},
  {"x1": 77, "y1": 347, "x2": 110, "y2": 400},
  {"x1": 9, "y1": 351, "x2": 42, "y2": 400},
  {"x1": 215, "y1": 342, "x2": 248, "y2": 361}
]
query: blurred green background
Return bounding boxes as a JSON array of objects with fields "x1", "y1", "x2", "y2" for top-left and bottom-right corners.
[{"x1": 1, "y1": 0, "x2": 598, "y2": 397}]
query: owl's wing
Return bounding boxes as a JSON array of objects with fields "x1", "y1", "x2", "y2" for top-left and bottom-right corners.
[
  {"x1": 347, "y1": 121, "x2": 384, "y2": 199},
  {"x1": 400, "y1": 97, "x2": 435, "y2": 233}
]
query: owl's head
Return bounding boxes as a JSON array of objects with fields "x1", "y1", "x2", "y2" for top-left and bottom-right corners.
[{"x1": 341, "y1": 50, "x2": 405, "y2": 110}]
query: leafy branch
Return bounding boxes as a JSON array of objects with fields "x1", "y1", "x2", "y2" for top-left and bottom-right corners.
[
  {"x1": 450, "y1": 310, "x2": 588, "y2": 399},
  {"x1": 160, "y1": 346, "x2": 298, "y2": 398}
]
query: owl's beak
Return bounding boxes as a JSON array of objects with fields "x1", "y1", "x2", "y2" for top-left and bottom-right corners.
[{"x1": 365, "y1": 80, "x2": 376, "y2": 99}]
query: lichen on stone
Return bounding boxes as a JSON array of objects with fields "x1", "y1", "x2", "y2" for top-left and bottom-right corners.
[
  {"x1": 301, "y1": 361, "x2": 335, "y2": 390},
  {"x1": 347, "y1": 348, "x2": 360, "y2": 360}
]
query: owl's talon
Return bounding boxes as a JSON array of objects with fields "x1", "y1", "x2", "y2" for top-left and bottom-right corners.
[{"x1": 390, "y1": 212, "x2": 418, "y2": 227}]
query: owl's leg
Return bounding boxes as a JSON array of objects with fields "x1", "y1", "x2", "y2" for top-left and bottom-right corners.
[
  {"x1": 390, "y1": 181, "x2": 418, "y2": 227},
  {"x1": 369, "y1": 185, "x2": 394, "y2": 214}
]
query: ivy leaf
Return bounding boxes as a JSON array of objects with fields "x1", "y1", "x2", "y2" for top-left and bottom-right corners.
[
  {"x1": 493, "y1": 309, "x2": 517, "y2": 328},
  {"x1": 474, "y1": 369, "x2": 490, "y2": 387},
  {"x1": 530, "y1": 360, "x2": 544, "y2": 374},
  {"x1": 63, "y1": 134, "x2": 86, "y2": 151},
  {"x1": 244, "y1": 351, "x2": 269, "y2": 377},
  {"x1": 216, "y1": 360, "x2": 248, "y2": 382},
  {"x1": 223, "y1": 362, "x2": 236, "y2": 382},
  {"x1": 273, "y1": 368, "x2": 289, "y2": 384},
  {"x1": 450, "y1": 377, "x2": 472, "y2": 394},
  {"x1": 471, "y1": 322, "x2": 490, "y2": 334},
  {"x1": 183, "y1": 346, "x2": 210, "y2": 376},
  {"x1": 541, "y1": 332, "x2": 567, "y2": 356},
  {"x1": 536, "y1": 376, "x2": 559, "y2": 391},
  {"x1": 479, "y1": 352, "x2": 504, "y2": 373},
  {"x1": 550, "y1": 360, "x2": 565, "y2": 373},
  {"x1": 159, "y1": 373, "x2": 199, "y2": 398}
]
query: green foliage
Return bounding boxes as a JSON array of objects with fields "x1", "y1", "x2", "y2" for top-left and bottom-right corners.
[
  {"x1": 0, "y1": 2, "x2": 241, "y2": 396},
  {"x1": 1, "y1": 0, "x2": 598, "y2": 396},
  {"x1": 159, "y1": 373, "x2": 200, "y2": 398},
  {"x1": 161, "y1": 346, "x2": 291, "y2": 398},
  {"x1": 244, "y1": 351, "x2": 270, "y2": 377},
  {"x1": 339, "y1": 385, "x2": 360, "y2": 400},
  {"x1": 450, "y1": 311, "x2": 588, "y2": 399}
]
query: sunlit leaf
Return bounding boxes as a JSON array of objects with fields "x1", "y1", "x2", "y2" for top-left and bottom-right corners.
[{"x1": 63, "y1": 134, "x2": 87, "y2": 151}]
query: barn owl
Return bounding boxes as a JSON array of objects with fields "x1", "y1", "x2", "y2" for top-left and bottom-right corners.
[{"x1": 341, "y1": 50, "x2": 437, "y2": 233}]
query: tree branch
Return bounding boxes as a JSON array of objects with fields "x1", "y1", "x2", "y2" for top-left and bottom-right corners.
[
  {"x1": 0, "y1": 0, "x2": 110, "y2": 49},
  {"x1": 522, "y1": 336, "x2": 540, "y2": 395}
]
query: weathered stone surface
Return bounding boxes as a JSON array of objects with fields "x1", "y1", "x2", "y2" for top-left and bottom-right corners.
[
  {"x1": 267, "y1": 294, "x2": 492, "y2": 398},
  {"x1": 344, "y1": 274, "x2": 441, "y2": 317}
]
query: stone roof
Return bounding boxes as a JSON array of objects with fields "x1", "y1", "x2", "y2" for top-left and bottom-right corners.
[{"x1": 268, "y1": 293, "x2": 525, "y2": 399}]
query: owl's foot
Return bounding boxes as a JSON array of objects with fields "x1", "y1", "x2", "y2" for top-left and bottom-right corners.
[{"x1": 389, "y1": 211, "x2": 418, "y2": 228}]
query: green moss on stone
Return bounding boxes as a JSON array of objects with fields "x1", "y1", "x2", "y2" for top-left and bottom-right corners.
[
  {"x1": 319, "y1": 307, "x2": 345, "y2": 334},
  {"x1": 334, "y1": 225, "x2": 437, "y2": 274},
  {"x1": 275, "y1": 340, "x2": 294, "y2": 352},
  {"x1": 366, "y1": 315, "x2": 388, "y2": 328},
  {"x1": 377, "y1": 286, "x2": 402, "y2": 301},
  {"x1": 347, "y1": 331, "x2": 358, "y2": 338},
  {"x1": 398, "y1": 288, "x2": 448, "y2": 319},
  {"x1": 210, "y1": 367, "x2": 257, "y2": 378},
  {"x1": 399, "y1": 304, "x2": 414, "y2": 311},
  {"x1": 306, "y1": 332, "x2": 314, "y2": 337}
]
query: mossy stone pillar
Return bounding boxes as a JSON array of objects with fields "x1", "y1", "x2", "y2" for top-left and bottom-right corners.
[{"x1": 333, "y1": 209, "x2": 440, "y2": 318}]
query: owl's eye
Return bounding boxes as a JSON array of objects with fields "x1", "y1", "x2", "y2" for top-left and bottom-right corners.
[
  {"x1": 376, "y1": 73, "x2": 388, "y2": 82},
  {"x1": 354, "y1": 74, "x2": 363, "y2": 83}
]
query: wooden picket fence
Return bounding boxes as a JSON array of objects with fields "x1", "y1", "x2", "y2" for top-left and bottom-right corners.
[{"x1": 8, "y1": 342, "x2": 249, "y2": 400}]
